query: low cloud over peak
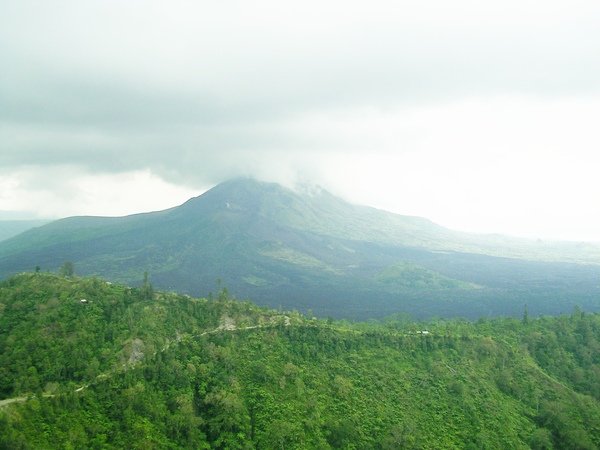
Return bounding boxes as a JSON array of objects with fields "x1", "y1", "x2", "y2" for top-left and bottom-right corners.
[{"x1": 1, "y1": 0, "x2": 600, "y2": 240}]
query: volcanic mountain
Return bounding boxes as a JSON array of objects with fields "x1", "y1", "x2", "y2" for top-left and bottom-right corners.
[{"x1": 1, "y1": 178, "x2": 599, "y2": 319}]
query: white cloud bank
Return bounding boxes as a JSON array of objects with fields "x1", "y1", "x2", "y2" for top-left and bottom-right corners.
[{"x1": 1, "y1": 0, "x2": 599, "y2": 240}]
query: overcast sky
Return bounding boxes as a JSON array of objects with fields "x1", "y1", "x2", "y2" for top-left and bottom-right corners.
[{"x1": 1, "y1": 0, "x2": 600, "y2": 241}]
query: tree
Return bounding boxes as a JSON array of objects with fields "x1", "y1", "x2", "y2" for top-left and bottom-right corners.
[
  {"x1": 529, "y1": 428, "x2": 554, "y2": 450},
  {"x1": 142, "y1": 271, "x2": 154, "y2": 300},
  {"x1": 204, "y1": 387, "x2": 252, "y2": 449},
  {"x1": 325, "y1": 418, "x2": 358, "y2": 448},
  {"x1": 60, "y1": 261, "x2": 74, "y2": 277},
  {"x1": 382, "y1": 422, "x2": 419, "y2": 449}
]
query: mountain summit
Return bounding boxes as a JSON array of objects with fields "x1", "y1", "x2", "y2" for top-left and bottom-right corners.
[{"x1": 0, "y1": 178, "x2": 599, "y2": 319}]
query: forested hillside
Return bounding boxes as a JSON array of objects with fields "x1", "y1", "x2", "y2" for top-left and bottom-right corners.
[{"x1": 1, "y1": 273, "x2": 600, "y2": 449}]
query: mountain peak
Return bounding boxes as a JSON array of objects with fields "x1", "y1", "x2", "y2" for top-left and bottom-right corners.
[{"x1": 177, "y1": 178, "x2": 298, "y2": 217}]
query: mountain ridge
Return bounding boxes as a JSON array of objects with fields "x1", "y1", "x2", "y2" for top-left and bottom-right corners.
[
  {"x1": 0, "y1": 178, "x2": 600, "y2": 319},
  {"x1": 3, "y1": 177, "x2": 597, "y2": 261},
  {"x1": 0, "y1": 219, "x2": 50, "y2": 244}
]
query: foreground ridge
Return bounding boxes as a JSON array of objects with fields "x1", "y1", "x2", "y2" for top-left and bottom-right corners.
[{"x1": 1, "y1": 273, "x2": 600, "y2": 449}]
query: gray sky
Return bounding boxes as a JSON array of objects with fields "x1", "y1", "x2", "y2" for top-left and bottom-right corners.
[{"x1": 1, "y1": 0, "x2": 600, "y2": 241}]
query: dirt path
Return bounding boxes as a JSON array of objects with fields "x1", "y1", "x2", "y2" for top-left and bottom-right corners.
[
  {"x1": 0, "y1": 315, "x2": 293, "y2": 409},
  {"x1": 0, "y1": 396, "x2": 27, "y2": 408}
]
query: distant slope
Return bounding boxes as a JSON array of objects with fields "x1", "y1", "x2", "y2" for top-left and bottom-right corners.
[
  {"x1": 0, "y1": 219, "x2": 49, "y2": 243},
  {"x1": 0, "y1": 178, "x2": 599, "y2": 319},
  {"x1": 1, "y1": 273, "x2": 600, "y2": 449}
]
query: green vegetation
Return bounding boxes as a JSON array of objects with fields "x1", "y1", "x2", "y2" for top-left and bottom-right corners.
[
  {"x1": 1, "y1": 273, "x2": 600, "y2": 448},
  {"x1": 375, "y1": 262, "x2": 479, "y2": 290},
  {"x1": 59, "y1": 261, "x2": 75, "y2": 278},
  {"x1": 258, "y1": 243, "x2": 339, "y2": 273}
]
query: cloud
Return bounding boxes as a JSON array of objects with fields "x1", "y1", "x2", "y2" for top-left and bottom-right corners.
[
  {"x1": 0, "y1": 166, "x2": 199, "y2": 218},
  {"x1": 1, "y1": 0, "x2": 600, "y2": 239}
]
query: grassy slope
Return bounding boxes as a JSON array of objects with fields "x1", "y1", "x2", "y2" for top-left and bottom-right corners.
[{"x1": 1, "y1": 273, "x2": 600, "y2": 449}]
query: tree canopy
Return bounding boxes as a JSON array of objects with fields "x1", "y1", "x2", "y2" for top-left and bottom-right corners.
[{"x1": 1, "y1": 273, "x2": 600, "y2": 449}]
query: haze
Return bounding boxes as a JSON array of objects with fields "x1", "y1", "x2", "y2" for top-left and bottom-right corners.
[{"x1": 1, "y1": 0, "x2": 599, "y2": 241}]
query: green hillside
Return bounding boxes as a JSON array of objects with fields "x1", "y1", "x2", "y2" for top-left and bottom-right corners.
[
  {"x1": 1, "y1": 179, "x2": 600, "y2": 320},
  {"x1": 1, "y1": 273, "x2": 600, "y2": 449},
  {"x1": 375, "y1": 262, "x2": 479, "y2": 290}
]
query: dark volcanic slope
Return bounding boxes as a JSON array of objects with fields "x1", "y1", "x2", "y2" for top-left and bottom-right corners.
[{"x1": 0, "y1": 178, "x2": 599, "y2": 319}]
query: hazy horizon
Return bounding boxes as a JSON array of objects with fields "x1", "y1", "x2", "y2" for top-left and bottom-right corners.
[{"x1": 1, "y1": 1, "x2": 599, "y2": 241}]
